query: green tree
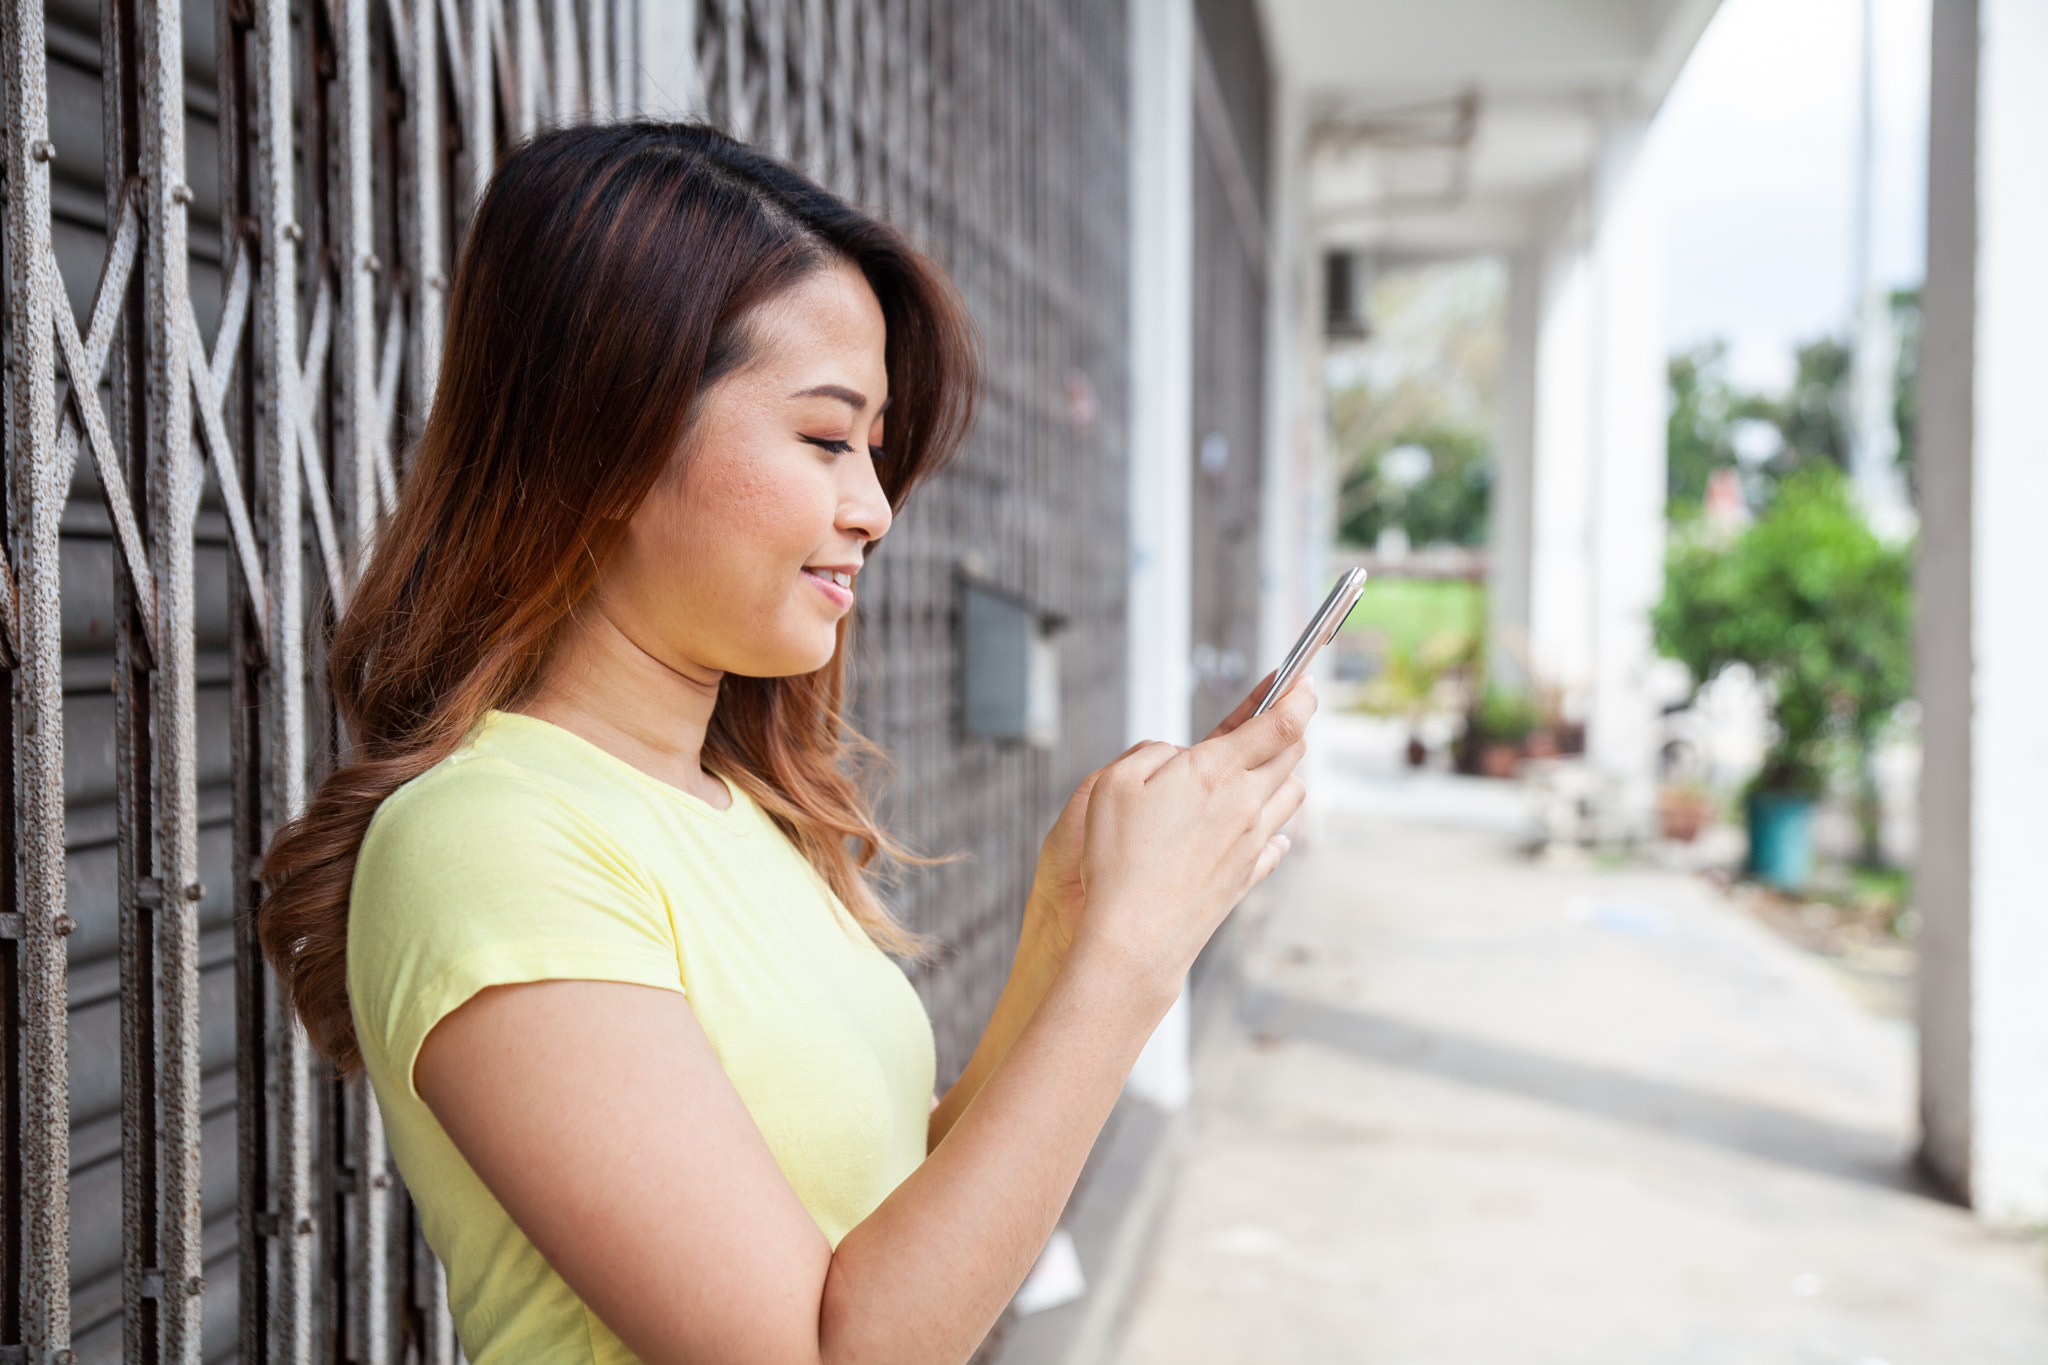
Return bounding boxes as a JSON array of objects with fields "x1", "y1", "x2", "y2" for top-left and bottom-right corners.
[
  {"x1": 1653, "y1": 466, "x2": 1912, "y2": 796},
  {"x1": 1338, "y1": 424, "x2": 1492, "y2": 548},
  {"x1": 1766, "y1": 337, "x2": 1851, "y2": 474},
  {"x1": 1666, "y1": 342, "x2": 1772, "y2": 513}
]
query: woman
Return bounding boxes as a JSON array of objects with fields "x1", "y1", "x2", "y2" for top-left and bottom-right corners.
[{"x1": 261, "y1": 122, "x2": 1311, "y2": 1365}]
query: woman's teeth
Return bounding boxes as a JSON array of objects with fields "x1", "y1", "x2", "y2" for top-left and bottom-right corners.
[{"x1": 807, "y1": 568, "x2": 853, "y2": 589}]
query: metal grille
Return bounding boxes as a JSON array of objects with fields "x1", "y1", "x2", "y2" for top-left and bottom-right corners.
[
  {"x1": 9, "y1": 0, "x2": 635, "y2": 1359},
  {"x1": 3, "y1": 0, "x2": 1131, "y2": 1360}
]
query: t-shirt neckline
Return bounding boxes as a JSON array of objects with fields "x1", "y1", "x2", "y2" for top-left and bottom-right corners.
[{"x1": 481, "y1": 710, "x2": 754, "y2": 832}]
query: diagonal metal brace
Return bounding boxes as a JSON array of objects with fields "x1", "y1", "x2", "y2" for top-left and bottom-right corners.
[{"x1": 48, "y1": 183, "x2": 161, "y2": 660}]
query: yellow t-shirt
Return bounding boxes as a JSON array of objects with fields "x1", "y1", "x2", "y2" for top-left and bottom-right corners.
[{"x1": 347, "y1": 709, "x2": 936, "y2": 1364}]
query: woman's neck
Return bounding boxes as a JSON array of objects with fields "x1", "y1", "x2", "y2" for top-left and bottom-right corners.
[{"x1": 515, "y1": 605, "x2": 733, "y2": 809}]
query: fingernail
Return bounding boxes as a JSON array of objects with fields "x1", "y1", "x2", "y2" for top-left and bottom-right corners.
[
  {"x1": 1304, "y1": 676, "x2": 1318, "y2": 695},
  {"x1": 1274, "y1": 833, "x2": 1292, "y2": 851}
]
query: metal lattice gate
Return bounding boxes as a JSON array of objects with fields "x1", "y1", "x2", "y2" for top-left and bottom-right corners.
[{"x1": 0, "y1": 0, "x2": 1130, "y2": 1360}]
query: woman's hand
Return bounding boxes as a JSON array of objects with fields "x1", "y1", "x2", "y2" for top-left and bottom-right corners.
[
  {"x1": 1069, "y1": 677, "x2": 1313, "y2": 994},
  {"x1": 1020, "y1": 671, "x2": 1291, "y2": 967}
]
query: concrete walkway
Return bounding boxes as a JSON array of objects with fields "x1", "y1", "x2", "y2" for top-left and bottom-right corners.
[{"x1": 1107, "y1": 766, "x2": 2048, "y2": 1363}]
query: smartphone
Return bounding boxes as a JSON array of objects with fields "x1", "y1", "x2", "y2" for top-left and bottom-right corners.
[{"x1": 1251, "y1": 568, "x2": 1368, "y2": 717}]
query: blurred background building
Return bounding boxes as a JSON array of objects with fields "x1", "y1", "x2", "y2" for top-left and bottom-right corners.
[{"x1": 5, "y1": 0, "x2": 2045, "y2": 1361}]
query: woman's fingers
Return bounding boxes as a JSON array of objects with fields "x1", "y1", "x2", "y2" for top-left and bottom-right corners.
[
  {"x1": 1205, "y1": 670, "x2": 1280, "y2": 741},
  {"x1": 1259, "y1": 774, "x2": 1308, "y2": 842},
  {"x1": 1250, "y1": 832, "x2": 1292, "y2": 885},
  {"x1": 1209, "y1": 676, "x2": 1316, "y2": 773}
]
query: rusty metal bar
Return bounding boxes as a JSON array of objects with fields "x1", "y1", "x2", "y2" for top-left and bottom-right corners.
[
  {"x1": 137, "y1": 0, "x2": 207, "y2": 1352},
  {"x1": 468, "y1": 0, "x2": 496, "y2": 210},
  {"x1": 764, "y1": 0, "x2": 788, "y2": 158},
  {"x1": 831, "y1": 0, "x2": 854, "y2": 198},
  {"x1": 514, "y1": 0, "x2": 543, "y2": 136},
  {"x1": 249, "y1": 0, "x2": 321, "y2": 1352},
  {"x1": 550, "y1": 0, "x2": 579, "y2": 124},
  {"x1": 348, "y1": 1089, "x2": 392, "y2": 1365},
  {"x1": 800, "y1": 0, "x2": 824, "y2": 175},
  {"x1": 583, "y1": 0, "x2": 611, "y2": 121},
  {"x1": 340, "y1": 0, "x2": 381, "y2": 578},
  {"x1": 408, "y1": 0, "x2": 446, "y2": 427},
  {"x1": 1, "y1": 0, "x2": 71, "y2": 1352}
]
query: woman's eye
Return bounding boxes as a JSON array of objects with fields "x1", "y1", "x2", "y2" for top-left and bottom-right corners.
[{"x1": 800, "y1": 435, "x2": 856, "y2": 455}]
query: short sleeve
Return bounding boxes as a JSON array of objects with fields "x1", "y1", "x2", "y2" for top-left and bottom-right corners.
[{"x1": 348, "y1": 760, "x2": 685, "y2": 1101}]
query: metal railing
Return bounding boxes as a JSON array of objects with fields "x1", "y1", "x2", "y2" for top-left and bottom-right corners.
[{"x1": 4, "y1": 0, "x2": 1133, "y2": 1360}]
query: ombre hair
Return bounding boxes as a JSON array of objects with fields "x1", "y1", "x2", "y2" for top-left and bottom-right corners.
[{"x1": 259, "y1": 122, "x2": 980, "y2": 1072}]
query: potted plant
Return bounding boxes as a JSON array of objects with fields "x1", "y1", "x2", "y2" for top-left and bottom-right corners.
[
  {"x1": 1652, "y1": 468, "x2": 1911, "y2": 889},
  {"x1": 1456, "y1": 684, "x2": 1538, "y2": 778},
  {"x1": 1357, "y1": 628, "x2": 1476, "y2": 767}
]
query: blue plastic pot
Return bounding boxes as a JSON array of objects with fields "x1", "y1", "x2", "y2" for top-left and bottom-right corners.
[{"x1": 1746, "y1": 791, "x2": 1816, "y2": 891}]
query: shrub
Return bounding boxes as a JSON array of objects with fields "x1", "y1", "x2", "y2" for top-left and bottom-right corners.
[{"x1": 1652, "y1": 467, "x2": 1912, "y2": 795}]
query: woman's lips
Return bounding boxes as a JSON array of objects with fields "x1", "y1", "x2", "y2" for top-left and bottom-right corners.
[{"x1": 802, "y1": 566, "x2": 855, "y2": 609}]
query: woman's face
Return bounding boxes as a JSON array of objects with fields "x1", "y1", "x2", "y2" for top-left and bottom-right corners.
[{"x1": 599, "y1": 258, "x2": 893, "y2": 681}]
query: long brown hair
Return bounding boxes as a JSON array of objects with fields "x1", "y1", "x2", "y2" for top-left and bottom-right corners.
[{"x1": 260, "y1": 123, "x2": 980, "y2": 1072}]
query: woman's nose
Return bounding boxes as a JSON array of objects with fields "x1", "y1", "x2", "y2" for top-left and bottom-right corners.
[{"x1": 839, "y1": 454, "x2": 893, "y2": 544}]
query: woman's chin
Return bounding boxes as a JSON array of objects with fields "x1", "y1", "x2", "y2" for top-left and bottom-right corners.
[{"x1": 728, "y1": 639, "x2": 840, "y2": 679}]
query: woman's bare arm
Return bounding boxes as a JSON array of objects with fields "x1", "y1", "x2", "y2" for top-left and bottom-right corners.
[{"x1": 416, "y1": 682, "x2": 1311, "y2": 1365}]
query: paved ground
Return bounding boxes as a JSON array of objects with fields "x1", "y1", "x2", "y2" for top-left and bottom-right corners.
[{"x1": 1106, "y1": 737, "x2": 2048, "y2": 1365}]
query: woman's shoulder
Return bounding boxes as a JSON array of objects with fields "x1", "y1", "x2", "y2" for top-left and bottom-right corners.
[
  {"x1": 355, "y1": 712, "x2": 661, "y2": 912},
  {"x1": 370, "y1": 710, "x2": 643, "y2": 838}
]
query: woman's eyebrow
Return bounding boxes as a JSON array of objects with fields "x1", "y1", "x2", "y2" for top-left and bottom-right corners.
[
  {"x1": 789, "y1": 383, "x2": 892, "y2": 413},
  {"x1": 789, "y1": 383, "x2": 867, "y2": 408}
]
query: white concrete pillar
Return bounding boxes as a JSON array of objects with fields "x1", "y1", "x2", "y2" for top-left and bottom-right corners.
[
  {"x1": 1584, "y1": 111, "x2": 1667, "y2": 832},
  {"x1": 1487, "y1": 249, "x2": 1540, "y2": 691},
  {"x1": 1124, "y1": 0, "x2": 1196, "y2": 1112},
  {"x1": 1916, "y1": 0, "x2": 2048, "y2": 1224},
  {"x1": 1527, "y1": 226, "x2": 1597, "y2": 708}
]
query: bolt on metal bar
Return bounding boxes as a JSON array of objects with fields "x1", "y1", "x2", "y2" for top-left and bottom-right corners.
[{"x1": 1, "y1": 0, "x2": 72, "y2": 1352}]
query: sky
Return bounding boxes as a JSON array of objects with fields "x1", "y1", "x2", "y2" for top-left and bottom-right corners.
[{"x1": 1651, "y1": 0, "x2": 1930, "y2": 393}]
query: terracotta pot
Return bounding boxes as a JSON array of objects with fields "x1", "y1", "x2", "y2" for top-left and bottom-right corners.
[
  {"x1": 1479, "y1": 743, "x2": 1521, "y2": 779},
  {"x1": 1405, "y1": 736, "x2": 1428, "y2": 768},
  {"x1": 1658, "y1": 788, "x2": 1710, "y2": 843},
  {"x1": 1523, "y1": 729, "x2": 1561, "y2": 759}
]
